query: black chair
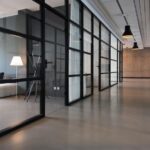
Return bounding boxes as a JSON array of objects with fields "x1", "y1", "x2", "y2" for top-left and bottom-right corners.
[{"x1": 0, "y1": 72, "x2": 4, "y2": 80}]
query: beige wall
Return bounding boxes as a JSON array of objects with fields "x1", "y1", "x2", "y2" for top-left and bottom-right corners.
[{"x1": 123, "y1": 48, "x2": 150, "y2": 77}]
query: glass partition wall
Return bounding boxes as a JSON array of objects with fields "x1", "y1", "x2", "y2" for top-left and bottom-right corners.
[
  {"x1": 100, "y1": 25, "x2": 110, "y2": 90},
  {"x1": 0, "y1": 0, "x2": 123, "y2": 136},
  {"x1": 68, "y1": 0, "x2": 93, "y2": 104},
  {"x1": 100, "y1": 25, "x2": 122, "y2": 90},
  {"x1": 0, "y1": 1, "x2": 44, "y2": 135}
]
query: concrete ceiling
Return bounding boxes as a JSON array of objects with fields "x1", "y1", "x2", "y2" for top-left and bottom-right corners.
[{"x1": 97, "y1": 0, "x2": 149, "y2": 49}]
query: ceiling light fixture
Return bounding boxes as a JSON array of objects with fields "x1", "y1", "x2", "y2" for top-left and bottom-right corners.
[
  {"x1": 132, "y1": 42, "x2": 139, "y2": 50},
  {"x1": 122, "y1": 25, "x2": 133, "y2": 39}
]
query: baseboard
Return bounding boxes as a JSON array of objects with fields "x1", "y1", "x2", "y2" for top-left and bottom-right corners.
[{"x1": 123, "y1": 77, "x2": 150, "y2": 79}]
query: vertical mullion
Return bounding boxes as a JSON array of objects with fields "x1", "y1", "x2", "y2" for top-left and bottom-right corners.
[
  {"x1": 109, "y1": 32, "x2": 111, "y2": 87},
  {"x1": 117, "y1": 40, "x2": 119, "y2": 83},
  {"x1": 40, "y1": 0, "x2": 45, "y2": 116},
  {"x1": 91, "y1": 14, "x2": 94, "y2": 94},
  {"x1": 65, "y1": 0, "x2": 69, "y2": 105},
  {"x1": 80, "y1": 3, "x2": 84, "y2": 99},
  {"x1": 99, "y1": 22, "x2": 101, "y2": 91}
]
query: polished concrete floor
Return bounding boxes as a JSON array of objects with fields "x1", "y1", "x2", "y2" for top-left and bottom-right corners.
[
  {"x1": 0, "y1": 79, "x2": 150, "y2": 149},
  {"x1": 0, "y1": 95, "x2": 65, "y2": 130}
]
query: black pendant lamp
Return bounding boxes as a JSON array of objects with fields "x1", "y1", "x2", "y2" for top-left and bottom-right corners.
[
  {"x1": 122, "y1": 25, "x2": 133, "y2": 39},
  {"x1": 132, "y1": 42, "x2": 139, "y2": 50}
]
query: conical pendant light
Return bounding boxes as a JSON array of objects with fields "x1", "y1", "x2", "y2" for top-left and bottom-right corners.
[
  {"x1": 122, "y1": 25, "x2": 133, "y2": 39},
  {"x1": 132, "y1": 42, "x2": 139, "y2": 50}
]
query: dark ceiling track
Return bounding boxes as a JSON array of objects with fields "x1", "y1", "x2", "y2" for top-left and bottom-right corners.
[
  {"x1": 116, "y1": 0, "x2": 128, "y2": 25},
  {"x1": 116, "y1": 0, "x2": 136, "y2": 41}
]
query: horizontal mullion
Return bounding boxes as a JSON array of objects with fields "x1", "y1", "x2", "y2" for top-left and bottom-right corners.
[
  {"x1": 93, "y1": 35, "x2": 100, "y2": 39},
  {"x1": 101, "y1": 56, "x2": 109, "y2": 59},
  {"x1": 83, "y1": 74, "x2": 91, "y2": 76},
  {"x1": 101, "y1": 72, "x2": 110, "y2": 74},
  {"x1": 69, "y1": 74, "x2": 81, "y2": 77},
  {"x1": 69, "y1": 47, "x2": 81, "y2": 52},
  {"x1": 101, "y1": 40, "x2": 110, "y2": 45},
  {"x1": 110, "y1": 59, "x2": 117, "y2": 61},
  {"x1": 83, "y1": 28, "x2": 92, "y2": 35},
  {"x1": 0, "y1": 77, "x2": 41, "y2": 84},
  {"x1": 111, "y1": 46, "x2": 118, "y2": 51},
  {"x1": 83, "y1": 51, "x2": 92, "y2": 55},
  {"x1": 0, "y1": 27, "x2": 41, "y2": 41},
  {"x1": 45, "y1": 40, "x2": 65, "y2": 47},
  {"x1": 69, "y1": 20, "x2": 81, "y2": 28}
]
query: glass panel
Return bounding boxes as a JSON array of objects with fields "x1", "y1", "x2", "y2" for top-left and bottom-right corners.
[
  {"x1": 111, "y1": 34, "x2": 117, "y2": 49},
  {"x1": 84, "y1": 54, "x2": 91, "y2": 74},
  {"x1": 0, "y1": 81, "x2": 40, "y2": 131},
  {"x1": 101, "y1": 25, "x2": 109, "y2": 43},
  {"x1": 70, "y1": 0, "x2": 80, "y2": 24},
  {"x1": 0, "y1": 32, "x2": 26, "y2": 79},
  {"x1": 111, "y1": 48, "x2": 117, "y2": 60},
  {"x1": 94, "y1": 38, "x2": 99, "y2": 87},
  {"x1": 84, "y1": 75, "x2": 91, "y2": 96},
  {"x1": 45, "y1": 25, "x2": 55, "y2": 42},
  {"x1": 84, "y1": 31, "x2": 91, "y2": 53},
  {"x1": 94, "y1": 18, "x2": 99, "y2": 37},
  {"x1": 101, "y1": 42, "x2": 109, "y2": 58},
  {"x1": 111, "y1": 60, "x2": 117, "y2": 72},
  {"x1": 45, "y1": 0, "x2": 65, "y2": 15},
  {"x1": 69, "y1": 23, "x2": 80, "y2": 50},
  {"x1": 69, "y1": 77, "x2": 80, "y2": 102},
  {"x1": 27, "y1": 40, "x2": 42, "y2": 78},
  {"x1": 101, "y1": 74, "x2": 109, "y2": 89},
  {"x1": 0, "y1": 2, "x2": 40, "y2": 35},
  {"x1": 118, "y1": 41, "x2": 120, "y2": 51},
  {"x1": 56, "y1": 29, "x2": 65, "y2": 45},
  {"x1": 44, "y1": 10, "x2": 65, "y2": 99},
  {"x1": 94, "y1": 38, "x2": 99, "y2": 76},
  {"x1": 69, "y1": 50, "x2": 80, "y2": 75},
  {"x1": 101, "y1": 58, "x2": 109, "y2": 73},
  {"x1": 118, "y1": 52, "x2": 119, "y2": 80},
  {"x1": 111, "y1": 73, "x2": 117, "y2": 85},
  {"x1": 84, "y1": 9, "x2": 91, "y2": 32},
  {"x1": 29, "y1": 17, "x2": 41, "y2": 38}
]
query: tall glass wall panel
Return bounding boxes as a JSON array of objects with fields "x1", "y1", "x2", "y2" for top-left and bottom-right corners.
[
  {"x1": 84, "y1": 8, "x2": 92, "y2": 32},
  {"x1": 69, "y1": 51, "x2": 80, "y2": 75},
  {"x1": 69, "y1": 24, "x2": 80, "y2": 50},
  {"x1": 45, "y1": 9, "x2": 66, "y2": 103},
  {"x1": 101, "y1": 74, "x2": 109, "y2": 89},
  {"x1": 83, "y1": 8, "x2": 92, "y2": 96},
  {"x1": 101, "y1": 42, "x2": 109, "y2": 58},
  {"x1": 111, "y1": 61, "x2": 117, "y2": 72},
  {"x1": 84, "y1": 54, "x2": 91, "y2": 74},
  {"x1": 70, "y1": 0, "x2": 80, "y2": 24},
  {"x1": 0, "y1": 1, "x2": 42, "y2": 132},
  {"x1": 100, "y1": 24, "x2": 110, "y2": 90},
  {"x1": 111, "y1": 73, "x2": 117, "y2": 85},
  {"x1": 84, "y1": 31, "x2": 92, "y2": 53},
  {"x1": 94, "y1": 38, "x2": 99, "y2": 88},
  {"x1": 111, "y1": 48, "x2": 117, "y2": 60},
  {"x1": 101, "y1": 25, "x2": 109, "y2": 44},
  {"x1": 69, "y1": 77, "x2": 80, "y2": 102},
  {"x1": 101, "y1": 58, "x2": 109, "y2": 73},
  {"x1": 83, "y1": 75, "x2": 91, "y2": 96},
  {"x1": 94, "y1": 18, "x2": 99, "y2": 37},
  {"x1": 68, "y1": 0, "x2": 81, "y2": 103},
  {"x1": 111, "y1": 34, "x2": 117, "y2": 49},
  {"x1": 110, "y1": 34, "x2": 118, "y2": 85}
]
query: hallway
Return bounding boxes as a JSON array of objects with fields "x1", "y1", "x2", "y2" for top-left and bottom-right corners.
[{"x1": 0, "y1": 79, "x2": 150, "y2": 149}]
